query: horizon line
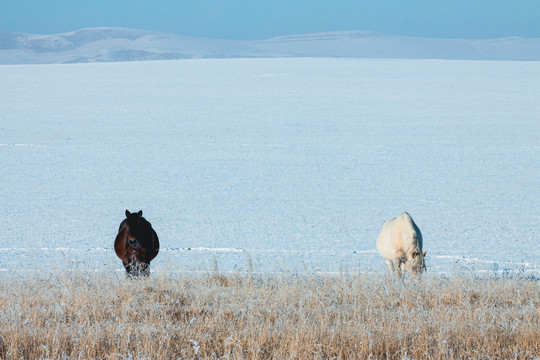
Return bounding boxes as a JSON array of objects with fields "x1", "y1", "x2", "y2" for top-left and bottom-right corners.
[{"x1": 2, "y1": 26, "x2": 538, "y2": 41}]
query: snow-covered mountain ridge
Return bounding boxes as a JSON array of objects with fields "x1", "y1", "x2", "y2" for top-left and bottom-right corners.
[{"x1": 1, "y1": 27, "x2": 539, "y2": 64}]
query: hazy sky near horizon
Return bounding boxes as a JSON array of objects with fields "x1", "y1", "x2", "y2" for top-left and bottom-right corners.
[{"x1": 1, "y1": 0, "x2": 539, "y2": 39}]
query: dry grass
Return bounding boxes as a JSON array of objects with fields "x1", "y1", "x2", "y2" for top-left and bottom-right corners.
[{"x1": 0, "y1": 271, "x2": 538, "y2": 359}]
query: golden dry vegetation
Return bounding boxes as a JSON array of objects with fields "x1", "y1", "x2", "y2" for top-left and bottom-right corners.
[{"x1": 0, "y1": 272, "x2": 538, "y2": 359}]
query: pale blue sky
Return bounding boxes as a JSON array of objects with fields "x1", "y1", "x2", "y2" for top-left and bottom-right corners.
[{"x1": 1, "y1": 0, "x2": 539, "y2": 39}]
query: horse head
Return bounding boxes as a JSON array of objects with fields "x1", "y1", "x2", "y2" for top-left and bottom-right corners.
[
  {"x1": 124, "y1": 210, "x2": 149, "y2": 248},
  {"x1": 404, "y1": 250, "x2": 427, "y2": 275}
]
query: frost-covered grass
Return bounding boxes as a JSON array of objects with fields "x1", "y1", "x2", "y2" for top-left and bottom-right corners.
[{"x1": 0, "y1": 272, "x2": 538, "y2": 359}]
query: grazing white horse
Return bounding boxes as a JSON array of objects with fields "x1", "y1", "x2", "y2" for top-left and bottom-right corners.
[{"x1": 376, "y1": 212, "x2": 426, "y2": 276}]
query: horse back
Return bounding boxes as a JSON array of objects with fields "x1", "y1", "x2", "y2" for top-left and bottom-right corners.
[
  {"x1": 376, "y1": 217, "x2": 400, "y2": 260},
  {"x1": 398, "y1": 213, "x2": 422, "y2": 253}
]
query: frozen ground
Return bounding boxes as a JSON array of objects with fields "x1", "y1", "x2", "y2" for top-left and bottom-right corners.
[{"x1": 0, "y1": 58, "x2": 538, "y2": 276}]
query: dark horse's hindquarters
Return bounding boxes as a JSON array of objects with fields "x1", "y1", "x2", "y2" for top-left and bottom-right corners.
[{"x1": 114, "y1": 210, "x2": 160, "y2": 277}]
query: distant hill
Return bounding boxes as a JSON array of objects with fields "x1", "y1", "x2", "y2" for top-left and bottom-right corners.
[{"x1": 1, "y1": 27, "x2": 539, "y2": 64}]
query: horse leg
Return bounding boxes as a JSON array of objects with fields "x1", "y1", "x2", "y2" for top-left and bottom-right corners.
[
  {"x1": 123, "y1": 260, "x2": 149, "y2": 277},
  {"x1": 385, "y1": 260, "x2": 395, "y2": 275},
  {"x1": 124, "y1": 259, "x2": 144, "y2": 278},
  {"x1": 392, "y1": 258, "x2": 404, "y2": 277},
  {"x1": 123, "y1": 261, "x2": 133, "y2": 276},
  {"x1": 140, "y1": 263, "x2": 150, "y2": 277}
]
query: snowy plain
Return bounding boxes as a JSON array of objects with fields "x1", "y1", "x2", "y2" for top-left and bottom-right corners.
[{"x1": 0, "y1": 58, "x2": 539, "y2": 276}]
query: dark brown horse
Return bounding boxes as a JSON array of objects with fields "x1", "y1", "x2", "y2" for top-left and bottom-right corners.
[{"x1": 114, "y1": 210, "x2": 159, "y2": 277}]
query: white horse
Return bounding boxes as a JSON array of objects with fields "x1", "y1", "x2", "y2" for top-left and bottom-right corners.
[{"x1": 376, "y1": 212, "x2": 426, "y2": 276}]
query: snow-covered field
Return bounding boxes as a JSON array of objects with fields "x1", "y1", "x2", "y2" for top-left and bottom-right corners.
[{"x1": 0, "y1": 58, "x2": 538, "y2": 276}]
